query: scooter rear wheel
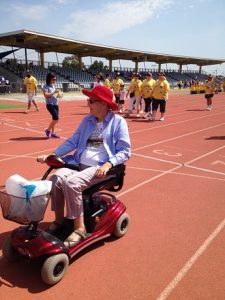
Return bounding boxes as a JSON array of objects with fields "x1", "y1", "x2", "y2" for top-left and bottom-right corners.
[
  {"x1": 41, "y1": 253, "x2": 69, "y2": 285},
  {"x1": 113, "y1": 212, "x2": 130, "y2": 238},
  {"x1": 2, "y1": 234, "x2": 19, "y2": 262}
]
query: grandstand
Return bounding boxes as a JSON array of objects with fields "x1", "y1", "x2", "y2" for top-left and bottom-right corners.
[
  {"x1": 0, "y1": 29, "x2": 224, "y2": 93},
  {"x1": 0, "y1": 58, "x2": 212, "y2": 93}
]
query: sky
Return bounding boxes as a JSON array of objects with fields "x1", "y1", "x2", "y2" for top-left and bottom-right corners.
[{"x1": 0, "y1": 0, "x2": 225, "y2": 75}]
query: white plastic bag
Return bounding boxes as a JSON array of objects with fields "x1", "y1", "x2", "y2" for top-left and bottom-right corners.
[{"x1": 4, "y1": 174, "x2": 52, "y2": 224}]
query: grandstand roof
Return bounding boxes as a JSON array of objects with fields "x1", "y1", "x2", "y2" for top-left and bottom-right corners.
[{"x1": 0, "y1": 29, "x2": 225, "y2": 67}]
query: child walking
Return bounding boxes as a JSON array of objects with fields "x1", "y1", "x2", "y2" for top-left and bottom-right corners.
[{"x1": 118, "y1": 84, "x2": 126, "y2": 113}]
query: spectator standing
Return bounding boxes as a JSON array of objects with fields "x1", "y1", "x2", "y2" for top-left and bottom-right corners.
[
  {"x1": 118, "y1": 84, "x2": 126, "y2": 113},
  {"x1": 151, "y1": 72, "x2": 170, "y2": 121},
  {"x1": 0, "y1": 76, "x2": 6, "y2": 93},
  {"x1": 23, "y1": 70, "x2": 39, "y2": 113},
  {"x1": 93, "y1": 75, "x2": 103, "y2": 88},
  {"x1": 141, "y1": 72, "x2": 155, "y2": 119},
  {"x1": 204, "y1": 74, "x2": 216, "y2": 111},
  {"x1": 125, "y1": 73, "x2": 142, "y2": 117},
  {"x1": 43, "y1": 72, "x2": 62, "y2": 138},
  {"x1": 104, "y1": 74, "x2": 111, "y2": 89},
  {"x1": 124, "y1": 72, "x2": 135, "y2": 117},
  {"x1": 111, "y1": 72, "x2": 124, "y2": 104},
  {"x1": 5, "y1": 79, "x2": 10, "y2": 94}
]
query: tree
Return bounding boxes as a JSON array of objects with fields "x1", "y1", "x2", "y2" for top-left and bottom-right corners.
[
  {"x1": 62, "y1": 55, "x2": 84, "y2": 68},
  {"x1": 89, "y1": 60, "x2": 107, "y2": 71}
]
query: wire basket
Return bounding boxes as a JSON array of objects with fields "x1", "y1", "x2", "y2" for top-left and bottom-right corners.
[{"x1": 0, "y1": 186, "x2": 50, "y2": 225}]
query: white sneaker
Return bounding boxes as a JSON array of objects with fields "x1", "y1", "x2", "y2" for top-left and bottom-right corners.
[
  {"x1": 149, "y1": 116, "x2": 155, "y2": 121},
  {"x1": 207, "y1": 106, "x2": 212, "y2": 111},
  {"x1": 136, "y1": 113, "x2": 140, "y2": 117},
  {"x1": 143, "y1": 113, "x2": 149, "y2": 119},
  {"x1": 159, "y1": 117, "x2": 164, "y2": 121}
]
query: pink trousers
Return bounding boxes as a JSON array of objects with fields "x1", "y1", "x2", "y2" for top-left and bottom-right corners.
[{"x1": 50, "y1": 166, "x2": 110, "y2": 219}]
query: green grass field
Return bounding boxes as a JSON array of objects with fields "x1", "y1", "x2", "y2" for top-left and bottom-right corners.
[{"x1": 0, "y1": 103, "x2": 26, "y2": 110}]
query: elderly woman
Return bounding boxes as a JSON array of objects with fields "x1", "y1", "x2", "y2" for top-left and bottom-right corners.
[{"x1": 37, "y1": 85, "x2": 131, "y2": 247}]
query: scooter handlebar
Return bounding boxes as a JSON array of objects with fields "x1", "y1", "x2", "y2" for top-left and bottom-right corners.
[
  {"x1": 45, "y1": 154, "x2": 125, "y2": 175},
  {"x1": 45, "y1": 154, "x2": 79, "y2": 171}
]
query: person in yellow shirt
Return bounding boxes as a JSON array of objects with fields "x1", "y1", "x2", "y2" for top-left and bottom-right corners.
[
  {"x1": 190, "y1": 80, "x2": 196, "y2": 94},
  {"x1": 141, "y1": 72, "x2": 155, "y2": 119},
  {"x1": 152, "y1": 72, "x2": 170, "y2": 121},
  {"x1": 104, "y1": 74, "x2": 111, "y2": 89},
  {"x1": 111, "y1": 72, "x2": 124, "y2": 104},
  {"x1": 204, "y1": 74, "x2": 216, "y2": 111},
  {"x1": 23, "y1": 70, "x2": 39, "y2": 113},
  {"x1": 195, "y1": 81, "x2": 201, "y2": 94},
  {"x1": 125, "y1": 73, "x2": 142, "y2": 117}
]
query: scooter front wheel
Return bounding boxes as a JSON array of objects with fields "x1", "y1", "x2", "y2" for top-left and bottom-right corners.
[
  {"x1": 41, "y1": 253, "x2": 69, "y2": 285},
  {"x1": 3, "y1": 234, "x2": 19, "y2": 262},
  {"x1": 113, "y1": 212, "x2": 130, "y2": 238}
]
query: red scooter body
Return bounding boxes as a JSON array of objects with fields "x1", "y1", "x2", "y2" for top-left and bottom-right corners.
[{"x1": 1, "y1": 155, "x2": 130, "y2": 285}]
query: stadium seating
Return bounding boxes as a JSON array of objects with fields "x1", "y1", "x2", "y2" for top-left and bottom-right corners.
[{"x1": 0, "y1": 59, "x2": 213, "y2": 92}]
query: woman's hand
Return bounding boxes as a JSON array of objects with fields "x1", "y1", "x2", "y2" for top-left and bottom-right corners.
[
  {"x1": 37, "y1": 155, "x2": 48, "y2": 163},
  {"x1": 95, "y1": 162, "x2": 112, "y2": 177}
]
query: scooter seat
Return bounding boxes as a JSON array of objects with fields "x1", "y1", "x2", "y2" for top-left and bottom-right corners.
[{"x1": 83, "y1": 164, "x2": 126, "y2": 196}]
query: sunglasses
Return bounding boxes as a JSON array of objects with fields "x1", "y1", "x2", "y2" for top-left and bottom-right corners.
[{"x1": 87, "y1": 98, "x2": 100, "y2": 104}]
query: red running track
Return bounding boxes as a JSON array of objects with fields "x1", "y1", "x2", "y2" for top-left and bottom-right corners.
[{"x1": 0, "y1": 91, "x2": 225, "y2": 300}]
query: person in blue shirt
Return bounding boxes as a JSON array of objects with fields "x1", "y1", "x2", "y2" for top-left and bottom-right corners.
[
  {"x1": 37, "y1": 85, "x2": 131, "y2": 247},
  {"x1": 42, "y1": 72, "x2": 62, "y2": 138}
]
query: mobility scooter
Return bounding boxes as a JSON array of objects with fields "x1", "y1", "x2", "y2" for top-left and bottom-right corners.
[{"x1": 0, "y1": 155, "x2": 130, "y2": 285}]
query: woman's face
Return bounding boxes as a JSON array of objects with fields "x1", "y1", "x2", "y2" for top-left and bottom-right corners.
[
  {"x1": 51, "y1": 77, "x2": 56, "y2": 84},
  {"x1": 87, "y1": 98, "x2": 108, "y2": 121}
]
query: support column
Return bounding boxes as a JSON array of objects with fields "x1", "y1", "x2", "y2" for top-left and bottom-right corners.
[
  {"x1": 24, "y1": 48, "x2": 28, "y2": 70},
  {"x1": 39, "y1": 52, "x2": 44, "y2": 67},
  {"x1": 78, "y1": 55, "x2": 82, "y2": 68},
  {"x1": 199, "y1": 65, "x2": 202, "y2": 74},
  {"x1": 179, "y1": 63, "x2": 182, "y2": 73},
  {"x1": 135, "y1": 61, "x2": 138, "y2": 72},
  {"x1": 158, "y1": 63, "x2": 161, "y2": 73},
  {"x1": 109, "y1": 59, "x2": 112, "y2": 72}
]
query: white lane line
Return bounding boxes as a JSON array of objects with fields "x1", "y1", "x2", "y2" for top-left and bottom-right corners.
[
  {"x1": 156, "y1": 218, "x2": 225, "y2": 300},
  {"x1": 127, "y1": 166, "x2": 225, "y2": 182},
  {"x1": 130, "y1": 111, "x2": 225, "y2": 134},
  {"x1": 132, "y1": 146, "x2": 225, "y2": 177},
  {"x1": 132, "y1": 122, "x2": 225, "y2": 151},
  {"x1": 0, "y1": 148, "x2": 56, "y2": 162},
  {"x1": 1, "y1": 122, "x2": 68, "y2": 140},
  {"x1": 185, "y1": 165, "x2": 225, "y2": 176},
  {"x1": 185, "y1": 144, "x2": 225, "y2": 165},
  {"x1": 117, "y1": 165, "x2": 181, "y2": 197},
  {"x1": 184, "y1": 144, "x2": 225, "y2": 176},
  {"x1": 132, "y1": 152, "x2": 182, "y2": 166}
]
